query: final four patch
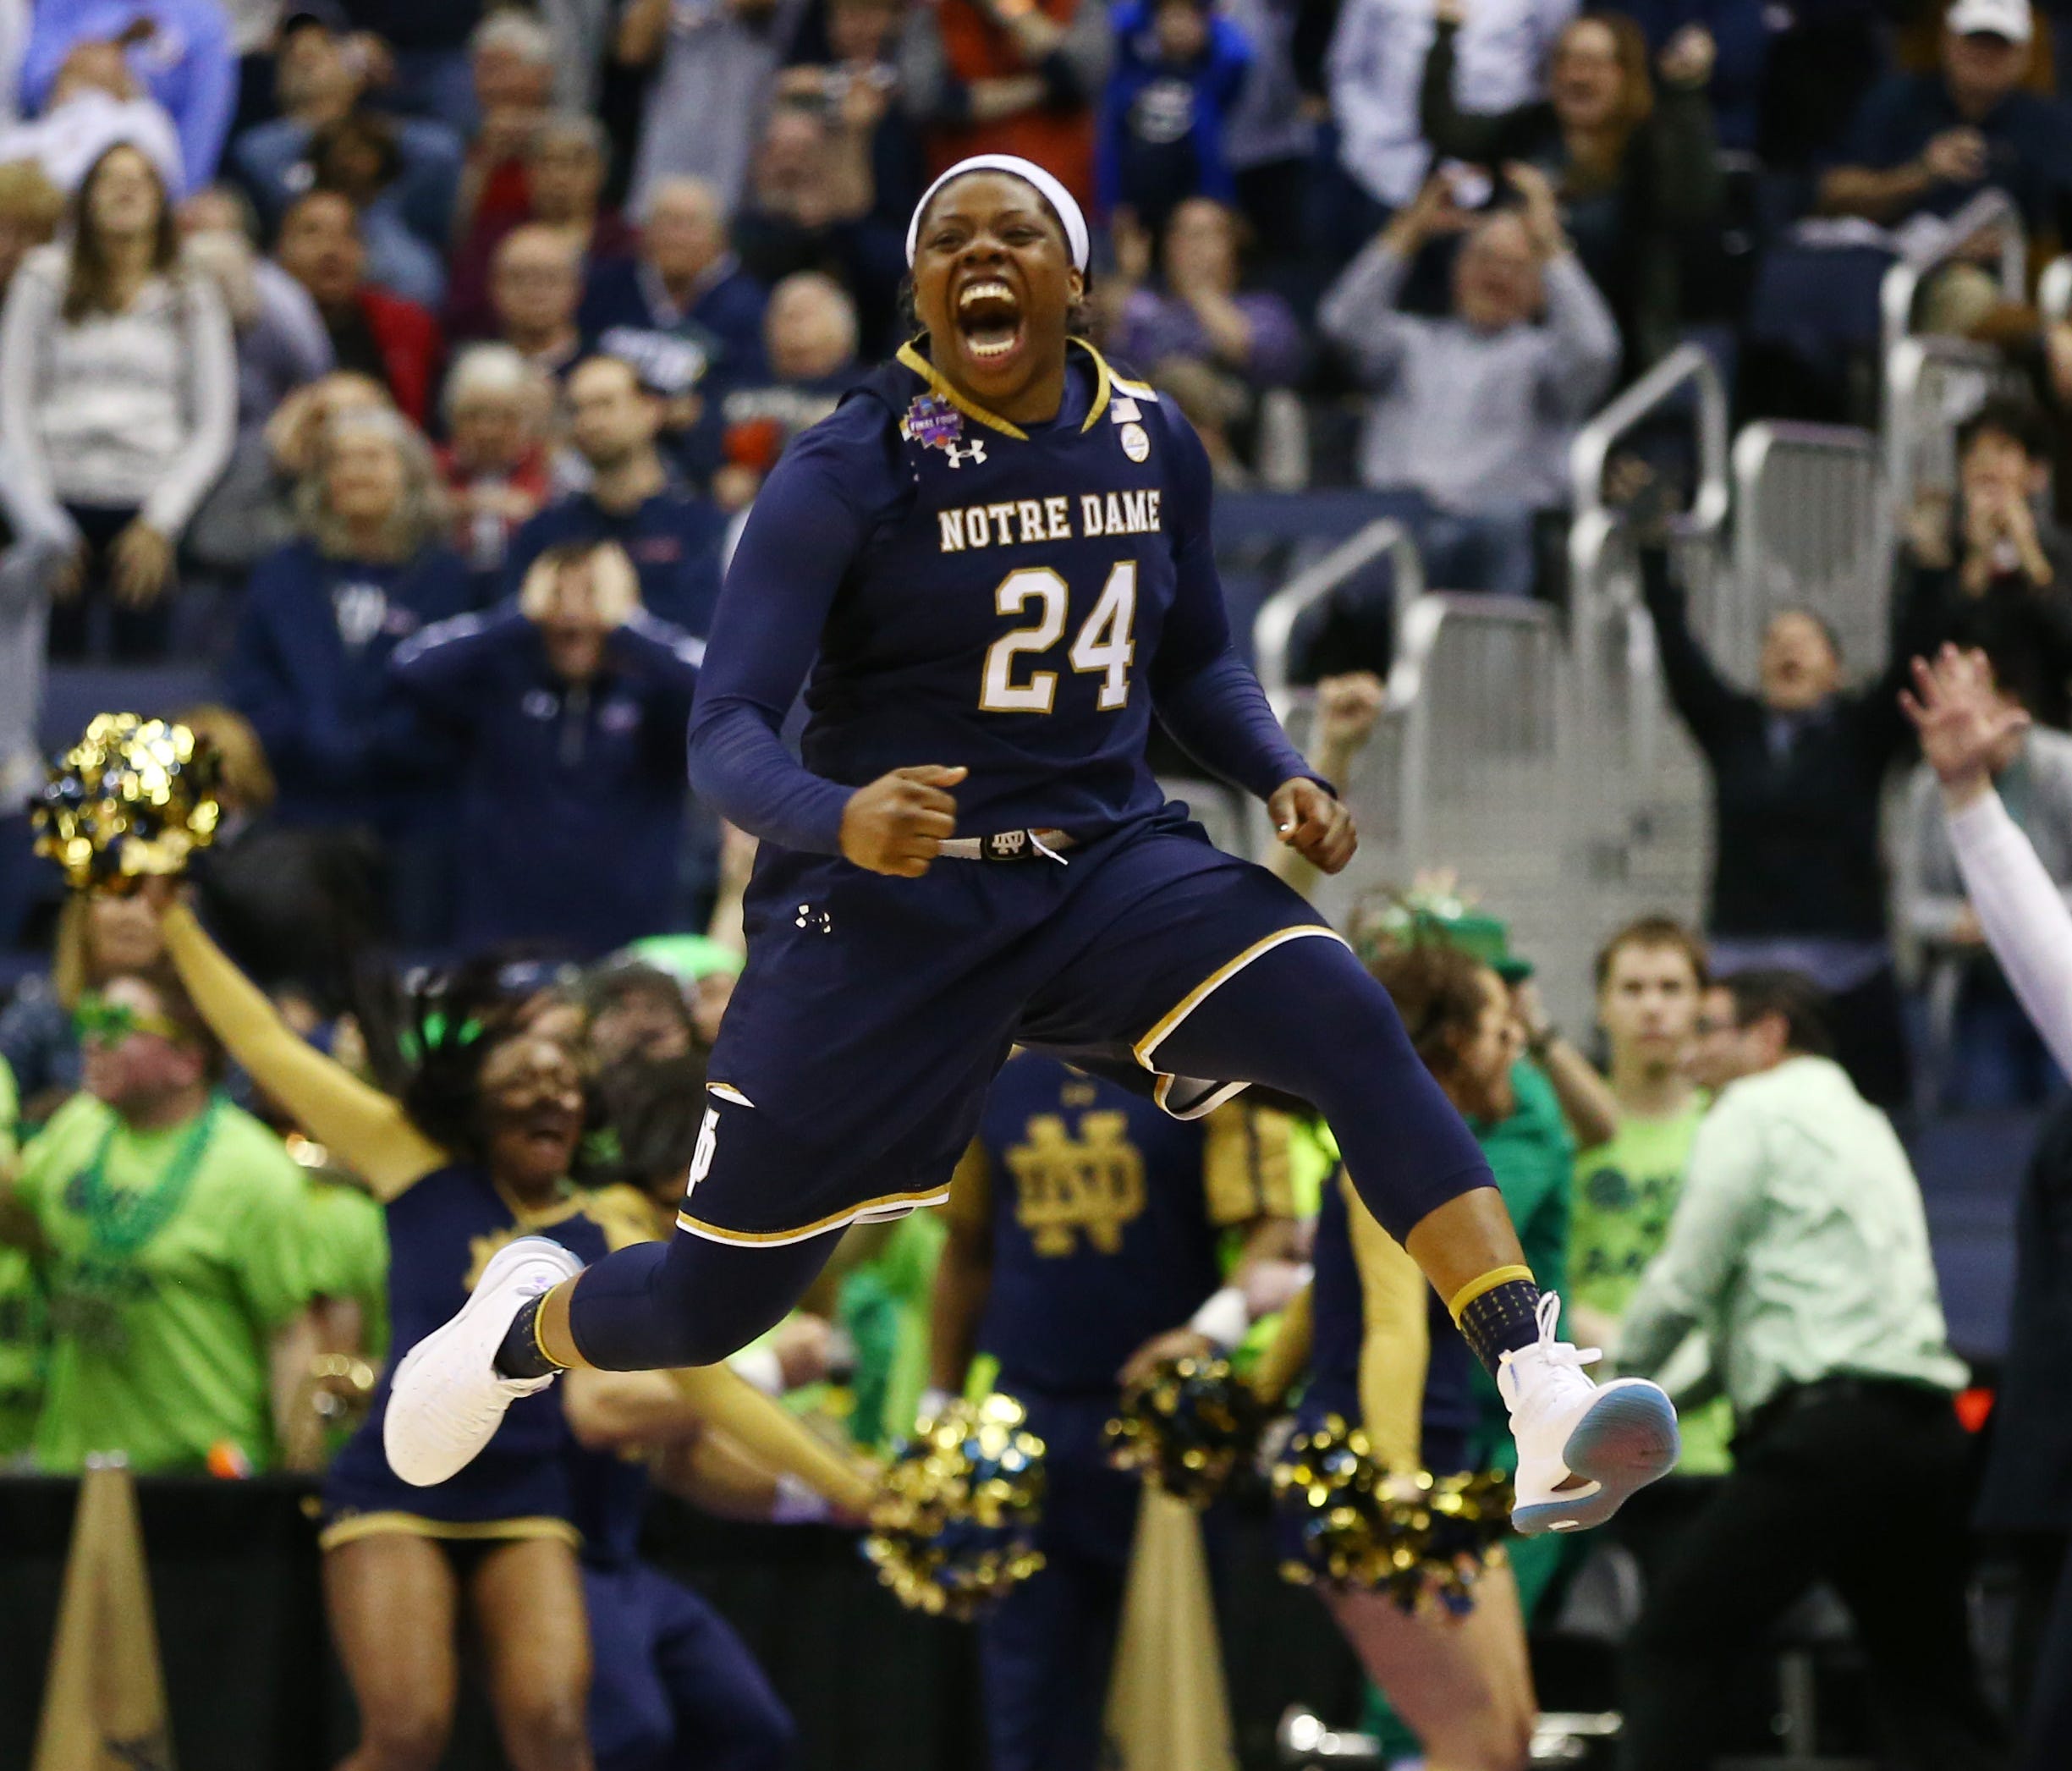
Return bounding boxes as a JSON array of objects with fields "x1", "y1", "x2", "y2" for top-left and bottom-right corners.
[
  {"x1": 902, "y1": 393, "x2": 965, "y2": 453},
  {"x1": 1119, "y1": 422, "x2": 1151, "y2": 463}
]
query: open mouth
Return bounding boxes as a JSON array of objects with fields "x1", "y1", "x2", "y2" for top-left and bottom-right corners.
[
  {"x1": 508, "y1": 1103, "x2": 579, "y2": 1156},
  {"x1": 955, "y1": 278, "x2": 1025, "y2": 366}
]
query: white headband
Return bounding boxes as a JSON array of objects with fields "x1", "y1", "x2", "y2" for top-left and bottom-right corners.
[{"x1": 905, "y1": 154, "x2": 1090, "y2": 273}]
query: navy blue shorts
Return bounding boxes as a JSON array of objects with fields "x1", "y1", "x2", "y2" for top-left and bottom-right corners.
[
  {"x1": 322, "y1": 1408, "x2": 580, "y2": 1550},
  {"x1": 585, "y1": 1560, "x2": 793, "y2": 1771},
  {"x1": 682, "y1": 810, "x2": 1341, "y2": 1244}
]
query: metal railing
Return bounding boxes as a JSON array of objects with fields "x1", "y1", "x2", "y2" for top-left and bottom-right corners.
[
  {"x1": 1245, "y1": 516, "x2": 1421, "y2": 859},
  {"x1": 1729, "y1": 421, "x2": 1886, "y2": 677},
  {"x1": 1251, "y1": 517, "x2": 1422, "y2": 715},
  {"x1": 1302, "y1": 592, "x2": 1589, "y2": 1014},
  {"x1": 1564, "y1": 344, "x2": 1728, "y2": 930},
  {"x1": 1569, "y1": 342, "x2": 1732, "y2": 552},
  {"x1": 1877, "y1": 186, "x2": 2025, "y2": 364},
  {"x1": 1882, "y1": 334, "x2": 2022, "y2": 513}
]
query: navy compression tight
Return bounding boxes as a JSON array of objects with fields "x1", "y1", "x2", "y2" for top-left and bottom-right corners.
[{"x1": 563, "y1": 930, "x2": 1495, "y2": 1371}]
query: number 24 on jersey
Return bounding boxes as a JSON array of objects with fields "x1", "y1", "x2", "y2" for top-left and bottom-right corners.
[{"x1": 980, "y1": 563, "x2": 1137, "y2": 714}]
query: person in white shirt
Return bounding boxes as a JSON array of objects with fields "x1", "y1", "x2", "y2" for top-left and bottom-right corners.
[
  {"x1": 1907, "y1": 643, "x2": 2072, "y2": 1075},
  {"x1": 1904, "y1": 655, "x2": 2072, "y2": 1106},
  {"x1": 1318, "y1": 162, "x2": 1618, "y2": 595},
  {"x1": 1327, "y1": 0, "x2": 1576, "y2": 215},
  {"x1": 0, "y1": 36, "x2": 185, "y2": 195},
  {"x1": 1904, "y1": 641, "x2": 2072, "y2": 1771},
  {"x1": 0, "y1": 138, "x2": 235, "y2": 660}
]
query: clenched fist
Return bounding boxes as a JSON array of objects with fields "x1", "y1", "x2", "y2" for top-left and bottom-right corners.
[
  {"x1": 1268, "y1": 777, "x2": 1356, "y2": 874},
  {"x1": 841, "y1": 765, "x2": 967, "y2": 877}
]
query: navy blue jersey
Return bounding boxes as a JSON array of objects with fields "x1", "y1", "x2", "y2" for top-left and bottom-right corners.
[
  {"x1": 389, "y1": 604, "x2": 704, "y2": 956},
  {"x1": 504, "y1": 486, "x2": 728, "y2": 637},
  {"x1": 224, "y1": 538, "x2": 475, "y2": 828},
  {"x1": 686, "y1": 340, "x2": 1315, "y2": 856},
  {"x1": 959, "y1": 1053, "x2": 1292, "y2": 1394},
  {"x1": 1306, "y1": 1169, "x2": 1476, "y2": 1475},
  {"x1": 323, "y1": 1165, "x2": 615, "y2": 1541},
  {"x1": 580, "y1": 258, "x2": 771, "y2": 391}
]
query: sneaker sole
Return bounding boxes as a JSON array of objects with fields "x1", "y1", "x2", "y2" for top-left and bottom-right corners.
[
  {"x1": 1513, "y1": 1383, "x2": 1682, "y2": 1537},
  {"x1": 383, "y1": 1236, "x2": 583, "y2": 1488}
]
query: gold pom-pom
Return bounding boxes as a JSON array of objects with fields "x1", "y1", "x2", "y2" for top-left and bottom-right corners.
[
  {"x1": 1272, "y1": 1417, "x2": 1512, "y2": 1614},
  {"x1": 1104, "y1": 1353, "x2": 1261, "y2": 1506},
  {"x1": 30, "y1": 714, "x2": 222, "y2": 890},
  {"x1": 864, "y1": 1394, "x2": 1047, "y2": 1621}
]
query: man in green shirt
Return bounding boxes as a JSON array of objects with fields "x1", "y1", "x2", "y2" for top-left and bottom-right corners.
[
  {"x1": 1567, "y1": 916, "x2": 1734, "y2": 1475},
  {"x1": 1616, "y1": 970, "x2": 2000, "y2": 1771},
  {"x1": 3, "y1": 964, "x2": 317, "y2": 1475}
]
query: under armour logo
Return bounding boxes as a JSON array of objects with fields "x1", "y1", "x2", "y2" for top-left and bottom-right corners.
[
  {"x1": 794, "y1": 903, "x2": 833, "y2": 934},
  {"x1": 944, "y1": 439, "x2": 988, "y2": 469}
]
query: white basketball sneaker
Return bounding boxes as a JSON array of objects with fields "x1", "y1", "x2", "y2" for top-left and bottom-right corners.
[
  {"x1": 384, "y1": 1235, "x2": 585, "y2": 1488},
  {"x1": 1499, "y1": 1292, "x2": 1680, "y2": 1535}
]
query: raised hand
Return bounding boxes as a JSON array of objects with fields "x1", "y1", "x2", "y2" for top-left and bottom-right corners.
[
  {"x1": 1385, "y1": 171, "x2": 1472, "y2": 253},
  {"x1": 1657, "y1": 24, "x2": 1715, "y2": 88},
  {"x1": 1315, "y1": 672, "x2": 1386, "y2": 755},
  {"x1": 1900, "y1": 646, "x2": 2029, "y2": 806},
  {"x1": 1504, "y1": 160, "x2": 1566, "y2": 257}
]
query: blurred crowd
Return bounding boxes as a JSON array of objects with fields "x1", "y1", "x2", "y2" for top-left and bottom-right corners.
[
  {"x1": 0, "y1": 0, "x2": 2064, "y2": 839},
  {"x1": 0, "y1": 0, "x2": 2070, "y2": 1764}
]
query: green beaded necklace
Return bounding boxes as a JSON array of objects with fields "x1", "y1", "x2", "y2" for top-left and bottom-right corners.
[{"x1": 67, "y1": 1096, "x2": 223, "y2": 1257}]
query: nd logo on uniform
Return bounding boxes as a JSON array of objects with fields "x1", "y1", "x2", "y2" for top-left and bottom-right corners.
[{"x1": 1007, "y1": 1112, "x2": 1146, "y2": 1256}]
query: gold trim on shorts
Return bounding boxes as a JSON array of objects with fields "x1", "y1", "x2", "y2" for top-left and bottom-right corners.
[
  {"x1": 318, "y1": 1511, "x2": 580, "y2": 1552},
  {"x1": 678, "y1": 1184, "x2": 953, "y2": 1247},
  {"x1": 1132, "y1": 926, "x2": 1349, "y2": 1118}
]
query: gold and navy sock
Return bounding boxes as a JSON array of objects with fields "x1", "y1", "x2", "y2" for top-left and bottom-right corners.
[
  {"x1": 492, "y1": 1295, "x2": 563, "y2": 1381},
  {"x1": 1449, "y1": 1266, "x2": 1541, "y2": 1378}
]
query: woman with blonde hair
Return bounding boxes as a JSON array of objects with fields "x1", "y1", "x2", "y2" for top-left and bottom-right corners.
[
  {"x1": 0, "y1": 139, "x2": 235, "y2": 659},
  {"x1": 225, "y1": 405, "x2": 472, "y2": 940},
  {"x1": 0, "y1": 888, "x2": 164, "y2": 1126}
]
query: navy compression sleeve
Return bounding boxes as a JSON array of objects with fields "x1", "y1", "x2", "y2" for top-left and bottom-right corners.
[
  {"x1": 685, "y1": 419, "x2": 882, "y2": 855},
  {"x1": 1149, "y1": 409, "x2": 1323, "y2": 802}
]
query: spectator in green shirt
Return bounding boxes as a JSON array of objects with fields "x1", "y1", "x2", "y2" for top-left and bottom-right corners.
[
  {"x1": 1567, "y1": 916, "x2": 1734, "y2": 1475},
  {"x1": 0, "y1": 961, "x2": 318, "y2": 1475},
  {"x1": 1617, "y1": 969, "x2": 1998, "y2": 1771},
  {"x1": 0, "y1": 1052, "x2": 39, "y2": 1458}
]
